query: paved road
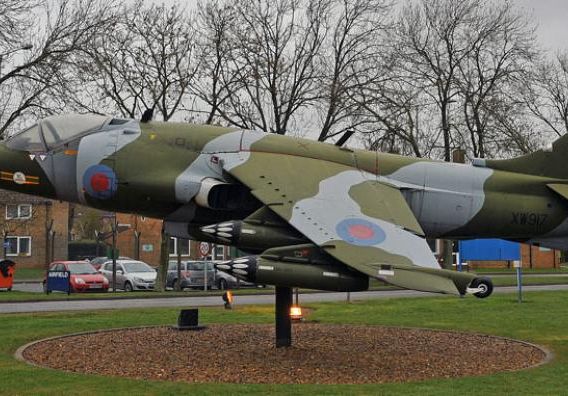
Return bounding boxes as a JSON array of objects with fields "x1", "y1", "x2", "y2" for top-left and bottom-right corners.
[
  {"x1": 2, "y1": 285, "x2": 568, "y2": 314},
  {"x1": 13, "y1": 273, "x2": 568, "y2": 293}
]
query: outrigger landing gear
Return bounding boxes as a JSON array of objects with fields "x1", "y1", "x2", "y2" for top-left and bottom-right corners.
[
  {"x1": 275, "y1": 286, "x2": 293, "y2": 347},
  {"x1": 467, "y1": 277, "x2": 494, "y2": 298}
]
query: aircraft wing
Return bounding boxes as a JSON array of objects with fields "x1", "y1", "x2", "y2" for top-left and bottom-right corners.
[{"x1": 224, "y1": 152, "x2": 476, "y2": 295}]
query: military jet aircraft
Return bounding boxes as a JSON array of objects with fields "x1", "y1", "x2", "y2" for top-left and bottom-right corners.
[{"x1": 3, "y1": 113, "x2": 567, "y2": 299}]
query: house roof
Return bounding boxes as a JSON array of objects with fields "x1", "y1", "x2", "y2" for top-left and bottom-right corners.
[{"x1": 0, "y1": 189, "x2": 53, "y2": 204}]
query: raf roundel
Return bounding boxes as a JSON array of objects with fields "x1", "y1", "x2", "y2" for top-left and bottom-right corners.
[
  {"x1": 82, "y1": 164, "x2": 118, "y2": 200},
  {"x1": 336, "y1": 218, "x2": 386, "y2": 246}
]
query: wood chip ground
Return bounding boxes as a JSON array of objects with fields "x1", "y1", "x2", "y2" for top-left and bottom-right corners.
[{"x1": 23, "y1": 324, "x2": 546, "y2": 384}]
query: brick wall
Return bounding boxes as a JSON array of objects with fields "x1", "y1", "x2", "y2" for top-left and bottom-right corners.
[
  {"x1": 114, "y1": 214, "x2": 230, "y2": 266},
  {"x1": 466, "y1": 244, "x2": 560, "y2": 270},
  {"x1": 0, "y1": 190, "x2": 68, "y2": 269}
]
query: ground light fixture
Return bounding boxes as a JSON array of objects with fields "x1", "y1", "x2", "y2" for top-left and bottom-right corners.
[
  {"x1": 222, "y1": 290, "x2": 233, "y2": 309},
  {"x1": 290, "y1": 305, "x2": 303, "y2": 321}
]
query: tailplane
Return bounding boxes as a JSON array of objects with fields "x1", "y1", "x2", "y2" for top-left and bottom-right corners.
[{"x1": 476, "y1": 134, "x2": 568, "y2": 180}]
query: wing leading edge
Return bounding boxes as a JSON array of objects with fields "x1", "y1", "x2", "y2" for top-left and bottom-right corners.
[{"x1": 225, "y1": 152, "x2": 477, "y2": 295}]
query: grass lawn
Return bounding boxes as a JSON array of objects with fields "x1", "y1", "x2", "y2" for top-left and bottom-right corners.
[
  {"x1": 12, "y1": 268, "x2": 45, "y2": 280},
  {"x1": 475, "y1": 266, "x2": 568, "y2": 274},
  {"x1": 1, "y1": 291, "x2": 568, "y2": 395}
]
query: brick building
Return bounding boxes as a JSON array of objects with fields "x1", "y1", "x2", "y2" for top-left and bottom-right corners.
[
  {"x1": 431, "y1": 239, "x2": 561, "y2": 270},
  {"x1": 0, "y1": 190, "x2": 68, "y2": 269},
  {"x1": 467, "y1": 244, "x2": 561, "y2": 270},
  {"x1": 110, "y1": 213, "x2": 231, "y2": 266}
]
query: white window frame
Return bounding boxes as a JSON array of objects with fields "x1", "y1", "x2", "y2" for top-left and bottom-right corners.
[
  {"x1": 214, "y1": 245, "x2": 225, "y2": 260},
  {"x1": 5, "y1": 204, "x2": 32, "y2": 220},
  {"x1": 426, "y1": 238, "x2": 441, "y2": 255},
  {"x1": 169, "y1": 237, "x2": 191, "y2": 257},
  {"x1": 6, "y1": 236, "x2": 32, "y2": 256}
]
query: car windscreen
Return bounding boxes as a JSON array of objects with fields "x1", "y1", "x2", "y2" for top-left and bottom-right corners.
[
  {"x1": 123, "y1": 262, "x2": 154, "y2": 273},
  {"x1": 67, "y1": 263, "x2": 98, "y2": 274}
]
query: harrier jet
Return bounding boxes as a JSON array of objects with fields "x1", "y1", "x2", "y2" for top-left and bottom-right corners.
[{"x1": 3, "y1": 114, "x2": 566, "y2": 299}]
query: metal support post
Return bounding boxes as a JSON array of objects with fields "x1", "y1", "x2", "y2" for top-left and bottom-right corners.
[
  {"x1": 112, "y1": 215, "x2": 117, "y2": 293},
  {"x1": 275, "y1": 286, "x2": 292, "y2": 348}
]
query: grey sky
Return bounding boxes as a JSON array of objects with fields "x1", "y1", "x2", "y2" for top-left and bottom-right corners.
[{"x1": 515, "y1": 0, "x2": 568, "y2": 51}]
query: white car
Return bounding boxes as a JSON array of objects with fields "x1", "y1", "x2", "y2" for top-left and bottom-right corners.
[{"x1": 99, "y1": 260, "x2": 156, "y2": 291}]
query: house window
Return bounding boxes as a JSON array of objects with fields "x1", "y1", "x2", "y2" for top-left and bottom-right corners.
[
  {"x1": 169, "y1": 237, "x2": 191, "y2": 257},
  {"x1": 214, "y1": 245, "x2": 225, "y2": 260},
  {"x1": 6, "y1": 204, "x2": 32, "y2": 219},
  {"x1": 5, "y1": 236, "x2": 31, "y2": 256}
]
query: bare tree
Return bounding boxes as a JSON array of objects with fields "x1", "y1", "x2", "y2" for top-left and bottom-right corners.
[
  {"x1": 192, "y1": 1, "x2": 241, "y2": 125},
  {"x1": 456, "y1": 1, "x2": 536, "y2": 158},
  {"x1": 523, "y1": 52, "x2": 568, "y2": 138},
  {"x1": 213, "y1": 0, "x2": 328, "y2": 134},
  {"x1": 0, "y1": 0, "x2": 118, "y2": 137},
  {"x1": 354, "y1": 73, "x2": 440, "y2": 157},
  {"x1": 315, "y1": 0, "x2": 391, "y2": 142},
  {"x1": 68, "y1": 1, "x2": 199, "y2": 121},
  {"x1": 396, "y1": 0, "x2": 485, "y2": 161}
]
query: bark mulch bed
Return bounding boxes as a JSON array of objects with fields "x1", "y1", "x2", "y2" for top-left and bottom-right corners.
[{"x1": 22, "y1": 324, "x2": 547, "y2": 384}]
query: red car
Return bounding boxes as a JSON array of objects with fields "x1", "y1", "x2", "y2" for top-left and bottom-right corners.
[{"x1": 44, "y1": 261, "x2": 109, "y2": 293}]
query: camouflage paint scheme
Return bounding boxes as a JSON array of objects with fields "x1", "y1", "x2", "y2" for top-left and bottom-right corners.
[{"x1": 2, "y1": 114, "x2": 567, "y2": 296}]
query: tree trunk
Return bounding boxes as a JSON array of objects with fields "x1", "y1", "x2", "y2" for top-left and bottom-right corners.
[{"x1": 156, "y1": 224, "x2": 169, "y2": 292}]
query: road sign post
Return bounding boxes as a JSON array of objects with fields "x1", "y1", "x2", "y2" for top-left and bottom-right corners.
[
  {"x1": 514, "y1": 260, "x2": 523, "y2": 303},
  {"x1": 199, "y1": 242, "x2": 211, "y2": 291}
]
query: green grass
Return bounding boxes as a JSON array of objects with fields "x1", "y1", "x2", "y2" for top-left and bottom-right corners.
[
  {"x1": 1, "y1": 291, "x2": 568, "y2": 395},
  {"x1": 491, "y1": 275, "x2": 568, "y2": 286},
  {"x1": 13, "y1": 268, "x2": 45, "y2": 280},
  {"x1": 475, "y1": 266, "x2": 568, "y2": 274}
]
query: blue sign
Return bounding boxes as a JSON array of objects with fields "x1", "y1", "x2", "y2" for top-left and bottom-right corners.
[
  {"x1": 459, "y1": 239, "x2": 521, "y2": 261},
  {"x1": 46, "y1": 270, "x2": 71, "y2": 294}
]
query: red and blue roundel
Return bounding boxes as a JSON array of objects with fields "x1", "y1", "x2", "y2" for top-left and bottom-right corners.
[
  {"x1": 336, "y1": 218, "x2": 386, "y2": 246},
  {"x1": 82, "y1": 164, "x2": 117, "y2": 200}
]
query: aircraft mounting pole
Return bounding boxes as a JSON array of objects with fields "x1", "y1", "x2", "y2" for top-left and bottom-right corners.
[{"x1": 275, "y1": 286, "x2": 292, "y2": 347}]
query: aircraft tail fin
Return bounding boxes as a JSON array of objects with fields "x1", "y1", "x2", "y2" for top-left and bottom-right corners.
[{"x1": 480, "y1": 134, "x2": 568, "y2": 180}]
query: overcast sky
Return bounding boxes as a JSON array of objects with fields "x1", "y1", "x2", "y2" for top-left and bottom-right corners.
[{"x1": 514, "y1": 0, "x2": 568, "y2": 51}]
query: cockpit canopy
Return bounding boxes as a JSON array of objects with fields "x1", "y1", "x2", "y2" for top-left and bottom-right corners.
[{"x1": 5, "y1": 114, "x2": 111, "y2": 152}]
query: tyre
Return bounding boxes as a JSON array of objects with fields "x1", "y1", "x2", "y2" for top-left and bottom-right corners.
[
  {"x1": 217, "y1": 278, "x2": 228, "y2": 290},
  {"x1": 43, "y1": 282, "x2": 51, "y2": 294},
  {"x1": 470, "y1": 277, "x2": 493, "y2": 299},
  {"x1": 172, "y1": 279, "x2": 179, "y2": 291},
  {"x1": 124, "y1": 281, "x2": 133, "y2": 292}
]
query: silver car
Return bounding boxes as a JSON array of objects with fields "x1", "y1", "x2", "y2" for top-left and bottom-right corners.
[
  {"x1": 167, "y1": 260, "x2": 215, "y2": 290},
  {"x1": 99, "y1": 260, "x2": 156, "y2": 291}
]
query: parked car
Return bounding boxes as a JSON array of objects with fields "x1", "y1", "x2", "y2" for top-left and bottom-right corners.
[
  {"x1": 166, "y1": 260, "x2": 215, "y2": 290},
  {"x1": 43, "y1": 261, "x2": 109, "y2": 293},
  {"x1": 214, "y1": 268, "x2": 256, "y2": 290},
  {"x1": 89, "y1": 256, "x2": 131, "y2": 270},
  {"x1": 99, "y1": 260, "x2": 156, "y2": 291}
]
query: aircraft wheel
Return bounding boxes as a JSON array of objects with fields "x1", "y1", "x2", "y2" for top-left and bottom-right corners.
[{"x1": 470, "y1": 277, "x2": 493, "y2": 299}]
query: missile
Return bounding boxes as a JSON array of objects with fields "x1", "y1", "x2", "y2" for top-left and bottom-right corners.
[
  {"x1": 214, "y1": 256, "x2": 369, "y2": 292},
  {"x1": 200, "y1": 220, "x2": 308, "y2": 251}
]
